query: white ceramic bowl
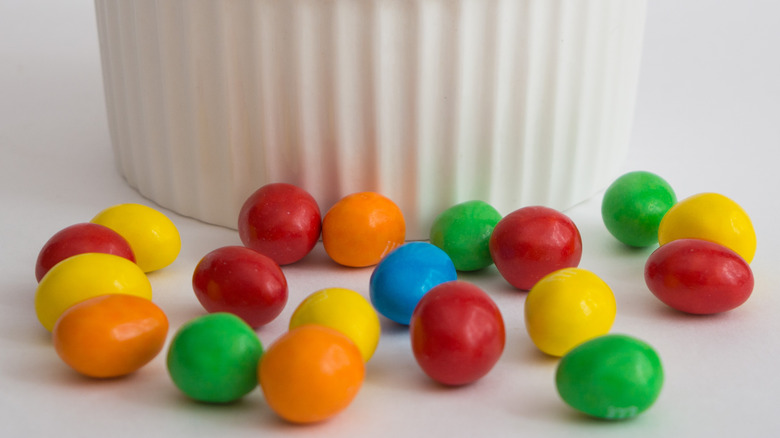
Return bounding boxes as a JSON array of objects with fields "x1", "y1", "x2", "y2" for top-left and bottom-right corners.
[{"x1": 95, "y1": 0, "x2": 646, "y2": 239}]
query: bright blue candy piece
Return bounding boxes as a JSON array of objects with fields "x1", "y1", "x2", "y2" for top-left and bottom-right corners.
[{"x1": 369, "y1": 242, "x2": 458, "y2": 325}]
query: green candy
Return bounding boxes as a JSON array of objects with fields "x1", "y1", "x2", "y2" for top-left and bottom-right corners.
[
  {"x1": 429, "y1": 200, "x2": 502, "y2": 271},
  {"x1": 167, "y1": 313, "x2": 264, "y2": 403},
  {"x1": 555, "y1": 334, "x2": 664, "y2": 420},
  {"x1": 601, "y1": 171, "x2": 676, "y2": 247}
]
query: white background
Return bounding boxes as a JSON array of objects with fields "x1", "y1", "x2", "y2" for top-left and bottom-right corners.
[{"x1": 1, "y1": 1, "x2": 779, "y2": 437}]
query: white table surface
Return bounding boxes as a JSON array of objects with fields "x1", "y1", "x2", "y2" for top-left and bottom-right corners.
[{"x1": 2, "y1": 1, "x2": 779, "y2": 437}]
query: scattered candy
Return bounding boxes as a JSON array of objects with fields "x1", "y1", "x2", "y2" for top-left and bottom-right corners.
[
  {"x1": 31, "y1": 182, "x2": 761, "y2": 427},
  {"x1": 369, "y1": 242, "x2": 457, "y2": 325},
  {"x1": 410, "y1": 281, "x2": 505, "y2": 386},
  {"x1": 238, "y1": 182, "x2": 322, "y2": 265},
  {"x1": 322, "y1": 191, "x2": 405, "y2": 267},
  {"x1": 167, "y1": 313, "x2": 263, "y2": 403},
  {"x1": 91, "y1": 203, "x2": 181, "y2": 272},
  {"x1": 35, "y1": 222, "x2": 135, "y2": 282},
  {"x1": 258, "y1": 325, "x2": 365, "y2": 424},
  {"x1": 35, "y1": 252, "x2": 152, "y2": 331},
  {"x1": 289, "y1": 287, "x2": 381, "y2": 362},
  {"x1": 52, "y1": 294, "x2": 168, "y2": 378},
  {"x1": 645, "y1": 238, "x2": 754, "y2": 314},
  {"x1": 555, "y1": 334, "x2": 664, "y2": 420},
  {"x1": 429, "y1": 200, "x2": 502, "y2": 271},
  {"x1": 489, "y1": 206, "x2": 583, "y2": 290},
  {"x1": 192, "y1": 246, "x2": 288, "y2": 328},
  {"x1": 524, "y1": 268, "x2": 616, "y2": 357},
  {"x1": 601, "y1": 171, "x2": 676, "y2": 247},
  {"x1": 657, "y1": 192, "x2": 756, "y2": 263}
]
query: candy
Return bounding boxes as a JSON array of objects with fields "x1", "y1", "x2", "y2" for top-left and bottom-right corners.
[
  {"x1": 322, "y1": 191, "x2": 405, "y2": 267},
  {"x1": 524, "y1": 268, "x2": 616, "y2": 357},
  {"x1": 238, "y1": 182, "x2": 322, "y2": 265},
  {"x1": 91, "y1": 203, "x2": 181, "y2": 272},
  {"x1": 429, "y1": 200, "x2": 502, "y2": 271},
  {"x1": 35, "y1": 222, "x2": 135, "y2": 282},
  {"x1": 658, "y1": 192, "x2": 756, "y2": 263},
  {"x1": 369, "y1": 242, "x2": 457, "y2": 325},
  {"x1": 192, "y1": 246, "x2": 288, "y2": 328},
  {"x1": 52, "y1": 294, "x2": 168, "y2": 378},
  {"x1": 166, "y1": 313, "x2": 263, "y2": 403},
  {"x1": 555, "y1": 334, "x2": 664, "y2": 420},
  {"x1": 35, "y1": 253, "x2": 152, "y2": 331},
  {"x1": 601, "y1": 171, "x2": 676, "y2": 247},
  {"x1": 258, "y1": 325, "x2": 365, "y2": 424},
  {"x1": 645, "y1": 238, "x2": 754, "y2": 314},
  {"x1": 289, "y1": 287, "x2": 381, "y2": 362},
  {"x1": 410, "y1": 281, "x2": 505, "y2": 386},
  {"x1": 489, "y1": 206, "x2": 582, "y2": 290}
]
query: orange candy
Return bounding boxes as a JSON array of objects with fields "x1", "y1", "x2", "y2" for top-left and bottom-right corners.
[
  {"x1": 52, "y1": 295, "x2": 169, "y2": 378},
  {"x1": 321, "y1": 192, "x2": 405, "y2": 267},
  {"x1": 258, "y1": 325, "x2": 365, "y2": 423}
]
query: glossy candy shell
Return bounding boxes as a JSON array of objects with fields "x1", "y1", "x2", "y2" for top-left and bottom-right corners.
[
  {"x1": 657, "y1": 193, "x2": 756, "y2": 263},
  {"x1": 429, "y1": 200, "x2": 502, "y2": 271},
  {"x1": 192, "y1": 246, "x2": 288, "y2": 328},
  {"x1": 166, "y1": 313, "x2": 263, "y2": 403},
  {"x1": 35, "y1": 222, "x2": 135, "y2": 282},
  {"x1": 410, "y1": 281, "x2": 505, "y2": 385},
  {"x1": 259, "y1": 325, "x2": 365, "y2": 424},
  {"x1": 601, "y1": 171, "x2": 676, "y2": 247},
  {"x1": 644, "y1": 239, "x2": 754, "y2": 314},
  {"x1": 556, "y1": 334, "x2": 664, "y2": 420},
  {"x1": 322, "y1": 192, "x2": 405, "y2": 267},
  {"x1": 238, "y1": 182, "x2": 321, "y2": 265},
  {"x1": 525, "y1": 268, "x2": 616, "y2": 357},
  {"x1": 91, "y1": 203, "x2": 181, "y2": 272},
  {"x1": 289, "y1": 288, "x2": 381, "y2": 362},
  {"x1": 489, "y1": 206, "x2": 582, "y2": 291},
  {"x1": 35, "y1": 253, "x2": 153, "y2": 332},
  {"x1": 369, "y1": 242, "x2": 457, "y2": 325},
  {"x1": 53, "y1": 294, "x2": 168, "y2": 378}
]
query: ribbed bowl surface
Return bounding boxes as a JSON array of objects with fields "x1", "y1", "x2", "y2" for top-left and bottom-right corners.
[{"x1": 95, "y1": 0, "x2": 646, "y2": 239}]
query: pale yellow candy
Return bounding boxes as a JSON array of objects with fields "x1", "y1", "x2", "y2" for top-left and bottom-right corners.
[
  {"x1": 92, "y1": 203, "x2": 181, "y2": 272},
  {"x1": 289, "y1": 288, "x2": 381, "y2": 362},
  {"x1": 35, "y1": 253, "x2": 152, "y2": 331}
]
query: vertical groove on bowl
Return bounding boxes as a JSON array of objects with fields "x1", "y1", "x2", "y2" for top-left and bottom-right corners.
[{"x1": 95, "y1": 0, "x2": 647, "y2": 239}]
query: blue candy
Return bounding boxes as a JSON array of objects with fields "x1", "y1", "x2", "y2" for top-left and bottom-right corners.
[{"x1": 369, "y1": 242, "x2": 457, "y2": 325}]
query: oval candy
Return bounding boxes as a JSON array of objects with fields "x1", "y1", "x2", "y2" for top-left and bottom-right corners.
[
  {"x1": 645, "y1": 238, "x2": 754, "y2": 314},
  {"x1": 556, "y1": 334, "x2": 664, "y2": 420}
]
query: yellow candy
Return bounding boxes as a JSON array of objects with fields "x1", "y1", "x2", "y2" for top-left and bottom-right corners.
[
  {"x1": 91, "y1": 203, "x2": 181, "y2": 272},
  {"x1": 524, "y1": 268, "x2": 616, "y2": 357},
  {"x1": 35, "y1": 253, "x2": 152, "y2": 331},
  {"x1": 658, "y1": 192, "x2": 756, "y2": 263},
  {"x1": 289, "y1": 288, "x2": 381, "y2": 362}
]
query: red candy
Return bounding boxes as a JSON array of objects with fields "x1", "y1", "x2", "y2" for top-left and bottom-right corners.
[
  {"x1": 192, "y1": 246, "x2": 288, "y2": 328},
  {"x1": 238, "y1": 183, "x2": 322, "y2": 265},
  {"x1": 489, "y1": 206, "x2": 582, "y2": 290},
  {"x1": 410, "y1": 281, "x2": 505, "y2": 386},
  {"x1": 644, "y1": 239, "x2": 754, "y2": 314},
  {"x1": 35, "y1": 223, "x2": 135, "y2": 282}
]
